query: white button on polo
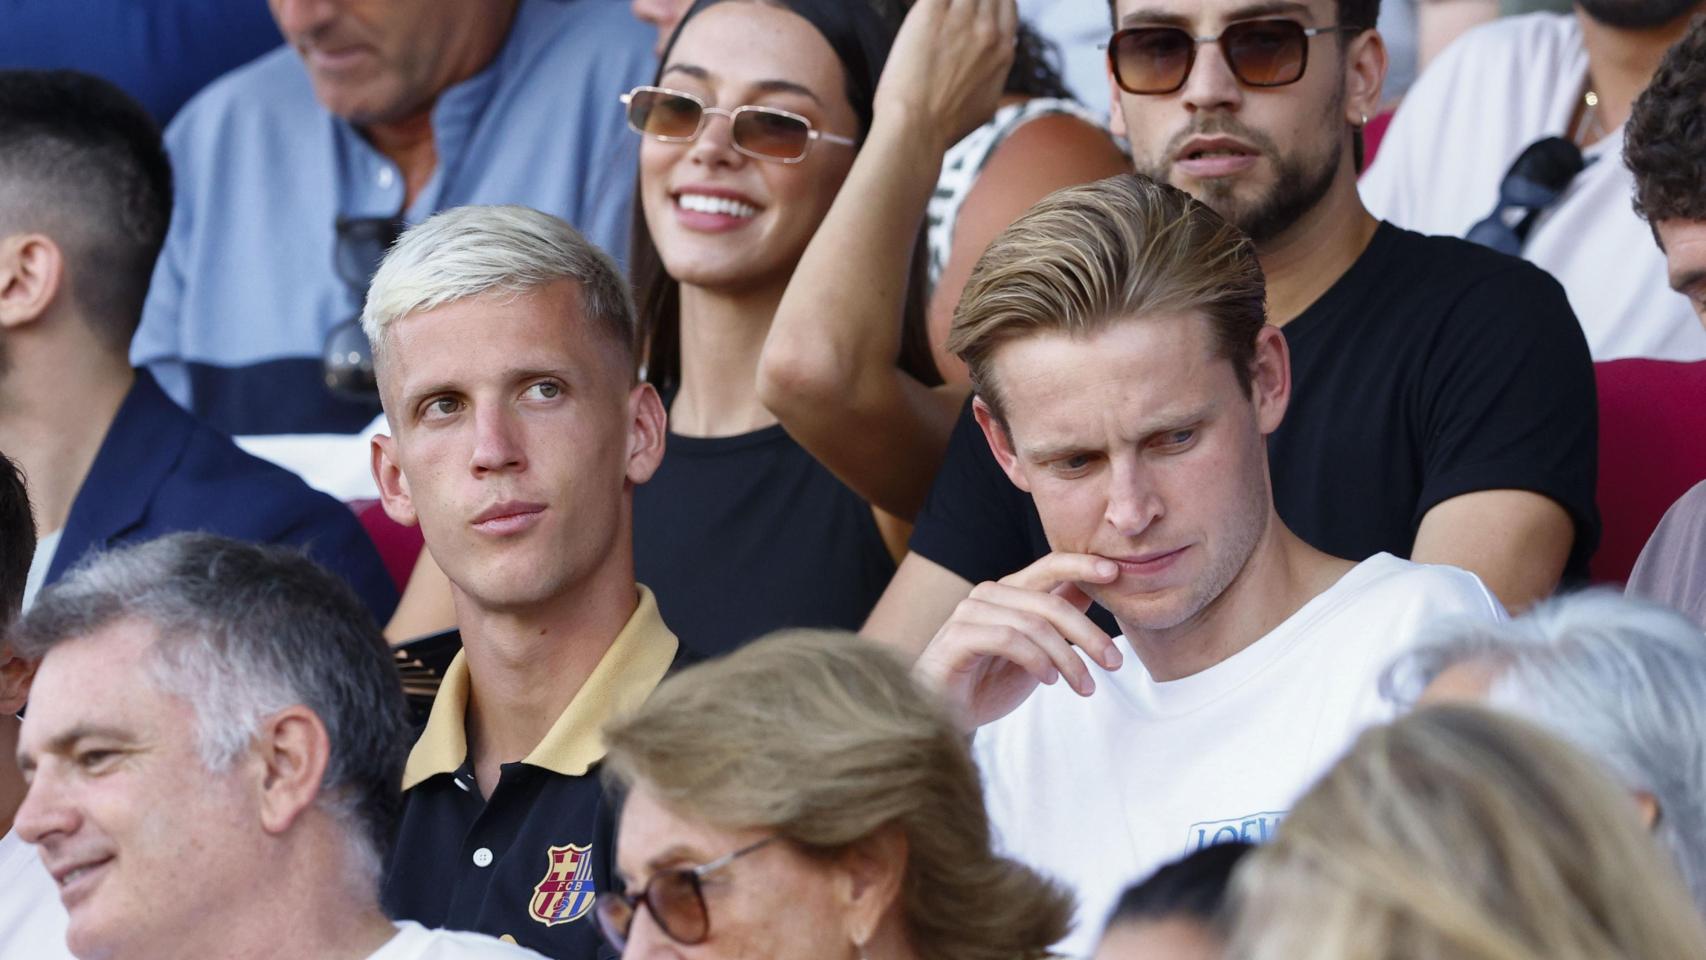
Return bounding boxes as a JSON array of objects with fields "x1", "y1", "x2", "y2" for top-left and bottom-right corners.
[
  {"x1": 377, "y1": 167, "x2": 396, "y2": 189},
  {"x1": 473, "y1": 847, "x2": 494, "y2": 868}
]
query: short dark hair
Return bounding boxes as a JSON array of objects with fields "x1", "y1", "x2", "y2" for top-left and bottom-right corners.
[
  {"x1": 15, "y1": 534, "x2": 409, "y2": 880},
  {"x1": 1625, "y1": 15, "x2": 1706, "y2": 229},
  {"x1": 0, "y1": 71, "x2": 173, "y2": 351},
  {"x1": 1107, "y1": 0, "x2": 1381, "y2": 30},
  {"x1": 0, "y1": 454, "x2": 35, "y2": 629},
  {"x1": 1108, "y1": 841, "x2": 1254, "y2": 928}
]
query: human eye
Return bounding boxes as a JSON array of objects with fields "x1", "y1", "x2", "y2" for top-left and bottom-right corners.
[
  {"x1": 420, "y1": 396, "x2": 463, "y2": 421},
  {"x1": 521, "y1": 380, "x2": 563, "y2": 401},
  {"x1": 1152, "y1": 428, "x2": 1197, "y2": 451},
  {"x1": 75, "y1": 749, "x2": 120, "y2": 773},
  {"x1": 1047, "y1": 452, "x2": 1097, "y2": 477}
]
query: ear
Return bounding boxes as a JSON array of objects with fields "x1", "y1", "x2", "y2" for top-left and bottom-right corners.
[
  {"x1": 1249, "y1": 326, "x2": 1291, "y2": 436},
  {"x1": 624, "y1": 382, "x2": 668, "y2": 486},
  {"x1": 1634, "y1": 790, "x2": 1661, "y2": 832},
  {"x1": 252, "y1": 705, "x2": 332, "y2": 836},
  {"x1": 0, "y1": 647, "x2": 37, "y2": 715},
  {"x1": 837, "y1": 825, "x2": 909, "y2": 951},
  {"x1": 1105, "y1": 62, "x2": 1128, "y2": 141},
  {"x1": 972, "y1": 397, "x2": 1031, "y2": 493},
  {"x1": 371, "y1": 431, "x2": 418, "y2": 528},
  {"x1": 1342, "y1": 29, "x2": 1387, "y2": 130},
  {"x1": 0, "y1": 234, "x2": 66, "y2": 331}
]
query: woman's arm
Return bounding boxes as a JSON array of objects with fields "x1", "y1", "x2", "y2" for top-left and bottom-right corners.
[{"x1": 757, "y1": 0, "x2": 1014, "y2": 520}]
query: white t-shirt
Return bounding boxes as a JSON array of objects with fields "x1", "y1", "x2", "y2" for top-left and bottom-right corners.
[
  {"x1": 368, "y1": 921, "x2": 550, "y2": 959},
  {"x1": 0, "y1": 828, "x2": 71, "y2": 960},
  {"x1": 974, "y1": 554, "x2": 1504, "y2": 959},
  {"x1": 1359, "y1": 13, "x2": 1706, "y2": 363}
]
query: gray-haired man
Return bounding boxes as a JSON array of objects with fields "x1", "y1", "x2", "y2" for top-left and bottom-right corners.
[
  {"x1": 13, "y1": 533, "x2": 544, "y2": 959},
  {"x1": 1386, "y1": 590, "x2": 1706, "y2": 914},
  {"x1": 365, "y1": 205, "x2": 681, "y2": 956}
]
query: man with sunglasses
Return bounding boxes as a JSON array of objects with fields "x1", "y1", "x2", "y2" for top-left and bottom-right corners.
[
  {"x1": 0, "y1": 70, "x2": 397, "y2": 624},
  {"x1": 126, "y1": 0, "x2": 654, "y2": 499},
  {"x1": 1360, "y1": 1, "x2": 1706, "y2": 361},
  {"x1": 865, "y1": 0, "x2": 1600, "y2": 651}
]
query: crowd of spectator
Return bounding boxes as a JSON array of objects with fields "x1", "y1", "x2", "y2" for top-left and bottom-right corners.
[{"x1": 2, "y1": 0, "x2": 1705, "y2": 958}]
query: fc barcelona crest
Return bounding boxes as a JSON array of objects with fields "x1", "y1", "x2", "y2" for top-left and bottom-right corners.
[{"x1": 530, "y1": 842, "x2": 598, "y2": 926}]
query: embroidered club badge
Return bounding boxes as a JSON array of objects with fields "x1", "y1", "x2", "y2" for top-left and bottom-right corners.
[{"x1": 530, "y1": 842, "x2": 598, "y2": 926}]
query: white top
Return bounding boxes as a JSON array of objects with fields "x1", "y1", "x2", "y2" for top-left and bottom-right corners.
[
  {"x1": 21, "y1": 527, "x2": 61, "y2": 613},
  {"x1": 1359, "y1": 13, "x2": 1706, "y2": 363},
  {"x1": 973, "y1": 554, "x2": 1504, "y2": 959},
  {"x1": 368, "y1": 921, "x2": 550, "y2": 959},
  {"x1": 0, "y1": 828, "x2": 71, "y2": 960}
]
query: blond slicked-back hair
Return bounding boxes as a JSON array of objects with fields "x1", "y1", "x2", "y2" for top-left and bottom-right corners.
[
  {"x1": 601, "y1": 629, "x2": 1075, "y2": 960},
  {"x1": 948, "y1": 174, "x2": 1266, "y2": 423},
  {"x1": 1227, "y1": 706, "x2": 1706, "y2": 960}
]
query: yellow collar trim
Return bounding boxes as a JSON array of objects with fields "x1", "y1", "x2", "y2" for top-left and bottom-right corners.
[{"x1": 402, "y1": 585, "x2": 678, "y2": 789}]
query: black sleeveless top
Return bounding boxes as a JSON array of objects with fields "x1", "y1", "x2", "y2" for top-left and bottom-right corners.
[{"x1": 634, "y1": 420, "x2": 896, "y2": 657}]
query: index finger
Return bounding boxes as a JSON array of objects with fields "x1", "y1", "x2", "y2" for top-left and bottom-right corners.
[{"x1": 1000, "y1": 552, "x2": 1119, "y2": 594}]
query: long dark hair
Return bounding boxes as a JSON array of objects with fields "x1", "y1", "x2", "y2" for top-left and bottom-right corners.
[{"x1": 631, "y1": 0, "x2": 940, "y2": 393}]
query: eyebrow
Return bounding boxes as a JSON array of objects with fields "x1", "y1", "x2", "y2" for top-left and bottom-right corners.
[
  {"x1": 1120, "y1": 0, "x2": 1317, "y2": 28},
  {"x1": 659, "y1": 64, "x2": 824, "y2": 106}
]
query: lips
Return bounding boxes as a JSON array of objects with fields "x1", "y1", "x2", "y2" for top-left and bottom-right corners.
[
  {"x1": 1108, "y1": 546, "x2": 1190, "y2": 576},
  {"x1": 49, "y1": 855, "x2": 113, "y2": 907},
  {"x1": 471, "y1": 501, "x2": 547, "y2": 536},
  {"x1": 1175, "y1": 136, "x2": 1261, "y2": 179}
]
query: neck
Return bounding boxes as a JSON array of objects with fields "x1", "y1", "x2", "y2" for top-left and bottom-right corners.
[
  {"x1": 213, "y1": 835, "x2": 395, "y2": 960},
  {"x1": 0, "y1": 337, "x2": 135, "y2": 532},
  {"x1": 1254, "y1": 174, "x2": 1380, "y2": 326},
  {"x1": 668, "y1": 282, "x2": 784, "y2": 436},
  {"x1": 356, "y1": 0, "x2": 519, "y2": 208},
  {"x1": 0, "y1": 716, "x2": 21, "y2": 836},
  {"x1": 454, "y1": 557, "x2": 641, "y2": 797},
  {"x1": 1119, "y1": 512, "x2": 1355, "y2": 682},
  {"x1": 1576, "y1": 5, "x2": 1703, "y2": 135}
]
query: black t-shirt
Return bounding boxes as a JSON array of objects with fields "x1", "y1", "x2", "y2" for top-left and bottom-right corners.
[
  {"x1": 911, "y1": 222, "x2": 1600, "y2": 586},
  {"x1": 635, "y1": 422, "x2": 896, "y2": 657}
]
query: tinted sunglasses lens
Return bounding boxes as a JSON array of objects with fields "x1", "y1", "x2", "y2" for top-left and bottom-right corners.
[
  {"x1": 1223, "y1": 20, "x2": 1308, "y2": 86},
  {"x1": 649, "y1": 870, "x2": 710, "y2": 944},
  {"x1": 628, "y1": 89, "x2": 703, "y2": 139},
  {"x1": 593, "y1": 894, "x2": 635, "y2": 951},
  {"x1": 732, "y1": 108, "x2": 812, "y2": 160},
  {"x1": 1111, "y1": 27, "x2": 1195, "y2": 94}
]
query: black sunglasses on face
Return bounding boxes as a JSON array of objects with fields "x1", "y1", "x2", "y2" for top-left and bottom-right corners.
[
  {"x1": 620, "y1": 85, "x2": 856, "y2": 163},
  {"x1": 322, "y1": 215, "x2": 406, "y2": 403},
  {"x1": 594, "y1": 835, "x2": 780, "y2": 951},
  {"x1": 1107, "y1": 19, "x2": 1359, "y2": 95}
]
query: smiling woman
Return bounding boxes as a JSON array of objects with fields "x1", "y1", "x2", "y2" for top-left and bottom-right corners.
[{"x1": 626, "y1": 0, "x2": 948, "y2": 656}]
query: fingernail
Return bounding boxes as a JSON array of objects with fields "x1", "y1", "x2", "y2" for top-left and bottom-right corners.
[
  {"x1": 1078, "y1": 676, "x2": 1096, "y2": 697},
  {"x1": 1105, "y1": 648, "x2": 1123, "y2": 670},
  {"x1": 1095, "y1": 560, "x2": 1117, "y2": 577}
]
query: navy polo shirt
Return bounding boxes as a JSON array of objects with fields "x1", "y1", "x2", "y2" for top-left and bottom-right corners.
[{"x1": 382, "y1": 587, "x2": 679, "y2": 959}]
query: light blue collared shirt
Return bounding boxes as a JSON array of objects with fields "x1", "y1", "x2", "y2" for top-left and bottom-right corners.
[{"x1": 134, "y1": 0, "x2": 654, "y2": 437}]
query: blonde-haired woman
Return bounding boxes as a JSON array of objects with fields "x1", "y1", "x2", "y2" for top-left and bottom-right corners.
[
  {"x1": 597, "y1": 629, "x2": 1072, "y2": 959},
  {"x1": 1228, "y1": 706, "x2": 1706, "y2": 960}
]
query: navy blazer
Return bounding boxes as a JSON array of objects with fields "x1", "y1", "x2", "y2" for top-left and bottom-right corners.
[{"x1": 45, "y1": 371, "x2": 399, "y2": 623}]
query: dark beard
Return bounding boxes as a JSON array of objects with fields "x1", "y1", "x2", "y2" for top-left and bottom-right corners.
[
  {"x1": 1136, "y1": 116, "x2": 1343, "y2": 246},
  {"x1": 1577, "y1": 0, "x2": 1700, "y2": 29}
]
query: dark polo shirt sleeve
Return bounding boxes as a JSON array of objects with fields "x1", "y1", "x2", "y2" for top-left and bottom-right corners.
[{"x1": 383, "y1": 587, "x2": 679, "y2": 960}]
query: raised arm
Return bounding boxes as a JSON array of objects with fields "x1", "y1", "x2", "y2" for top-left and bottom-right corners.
[{"x1": 757, "y1": 0, "x2": 1015, "y2": 519}]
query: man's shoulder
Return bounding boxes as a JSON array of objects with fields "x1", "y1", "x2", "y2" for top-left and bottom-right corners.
[
  {"x1": 1360, "y1": 224, "x2": 1581, "y2": 339},
  {"x1": 166, "y1": 44, "x2": 315, "y2": 147},
  {"x1": 373, "y1": 922, "x2": 549, "y2": 960},
  {"x1": 1319, "y1": 553, "x2": 1505, "y2": 626}
]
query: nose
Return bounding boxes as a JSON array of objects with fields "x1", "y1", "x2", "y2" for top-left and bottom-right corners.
[
  {"x1": 619, "y1": 903, "x2": 677, "y2": 958},
  {"x1": 14, "y1": 765, "x2": 79, "y2": 847},
  {"x1": 469, "y1": 403, "x2": 527, "y2": 475},
  {"x1": 1179, "y1": 36, "x2": 1244, "y2": 114},
  {"x1": 686, "y1": 109, "x2": 743, "y2": 168},
  {"x1": 1104, "y1": 455, "x2": 1164, "y2": 539},
  {"x1": 270, "y1": 0, "x2": 337, "y2": 41}
]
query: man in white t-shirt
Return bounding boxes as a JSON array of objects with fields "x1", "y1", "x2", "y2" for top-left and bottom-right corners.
[
  {"x1": 913, "y1": 176, "x2": 1505, "y2": 958},
  {"x1": 1359, "y1": 2, "x2": 1706, "y2": 361},
  {"x1": 11, "y1": 534, "x2": 542, "y2": 960},
  {"x1": 0, "y1": 453, "x2": 70, "y2": 959}
]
